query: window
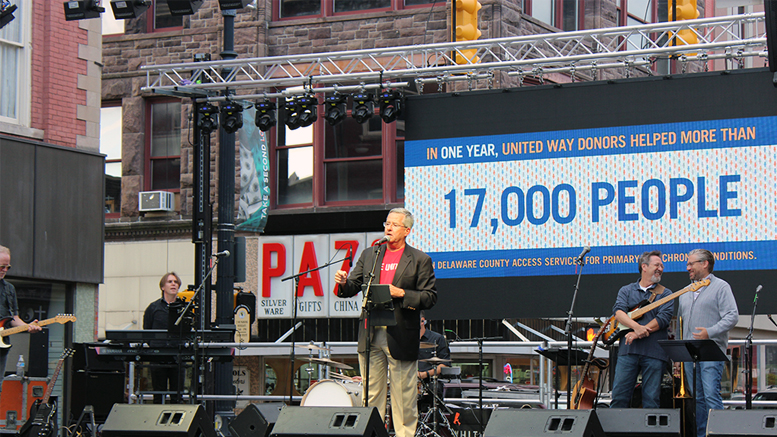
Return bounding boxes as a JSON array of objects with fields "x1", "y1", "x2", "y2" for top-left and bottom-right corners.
[
  {"x1": 523, "y1": 0, "x2": 582, "y2": 31},
  {"x1": 0, "y1": 0, "x2": 31, "y2": 127},
  {"x1": 276, "y1": 0, "x2": 433, "y2": 20},
  {"x1": 324, "y1": 115, "x2": 383, "y2": 202},
  {"x1": 619, "y1": 0, "x2": 655, "y2": 50},
  {"x1": 101, "y1": 104, "x2": 123, "y2": 215},
  {"x1": 276, "y1": 120, "x2": 313, "y2": 205},
  {"x1": 146, "y1": 100, "x2": 181, "y2": 191},
  {"x1": 153, "y1": 0, "x2": 182, "y2": 30}
]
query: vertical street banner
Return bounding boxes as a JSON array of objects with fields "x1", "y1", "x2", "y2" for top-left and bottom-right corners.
[{"x1": 237, "y1": 107, "x2": 270, "y2": 232}]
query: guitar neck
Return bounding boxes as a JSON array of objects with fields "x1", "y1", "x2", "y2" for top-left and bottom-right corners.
[
  {"x1": 41, "y1": 356, "x2": 67, "y2": 404},
  {"x1": 631, "y1": 280, "x2": 709, "y2": 319},
  {"x1": 1, "y1": 318, "x2": 61, "y2": 337}
]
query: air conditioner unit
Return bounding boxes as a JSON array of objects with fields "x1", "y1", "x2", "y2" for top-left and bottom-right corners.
[{"x1": 138, "y1": 191, "x2": 175, "y2": 212}]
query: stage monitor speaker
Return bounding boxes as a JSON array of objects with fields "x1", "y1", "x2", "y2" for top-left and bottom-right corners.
[
  {"x1": 102, "y1": 404, "x2": 216, "y2": 437},
  {"x1": 595, "y1": 408, "x2": 680, "y2": 436},
  {"x1": 707, "y1": 410, "x2": 777, "y2": 436},
  {"x1": 484, "y1": 409, "x2": 604, "y2": 437},
  {"x1": 269, "y1": 407, "x2": 388, "y2": 437},
  {"x1": 229, "y1": 403, "x2": 283, "y2": 437}
]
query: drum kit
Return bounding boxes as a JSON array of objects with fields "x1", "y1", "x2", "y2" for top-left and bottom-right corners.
[{"x1": 294, "y1": 341, "x2": 461, "y2": 437}]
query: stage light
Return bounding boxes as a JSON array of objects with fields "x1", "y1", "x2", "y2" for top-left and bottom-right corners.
[
  {"x1": 352, "y1": 92, "x2": 374, "y2": 124},
  {"x1": 63, "y1": 0, "x2": 104, "y2": 21},
  {"x1": 198, "y1": 103, "x2": 219, "y2": 134},
  {"x1": 1, "y1": 2, "x2": 17, "y2": 30},
  {"x1": 166, "y1": 0, "x2": 202, "y2": 16},
  {"x1": 378, "y1": 90, "x2": 402, "y2": 124},
  {"x1": 217, "y1": 0, "x2": 249, "y2": 10},
  {"x1": 254, "y1": 100, "x2": 276, "y2": 132},
  {"x1": 284, "y1": 97, "x2": 302, "y2": 130},
  {"x1": 324, "y1": 94, "x2": 348, "y2": 126},
  {"x1": 221, "y1": 101, "x2": 244, "y2": 134},
  {"x1": 109, "y1": 0, "x2": 149, "y2": 18},
  {"x1": 297, "y1": 95, "x2": 318, "y2": 127}
]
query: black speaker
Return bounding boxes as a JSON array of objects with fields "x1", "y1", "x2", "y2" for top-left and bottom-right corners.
[
  {"x1": 102, "y1": 404, "x2": 216, "y2": 437},
  {"x1": 269, "y1": 407, "x2": 388, "y2": 437},
  {"x1": 707, "y1": 410, "x2": 777, "y2": 436},
  {"x1": 70, "y1": 371, "x2": 125, "y2": 421},
  {"x1": 595, "y1": 408, "x2": 680, "y2": 437},
  {"x1": 484, "y1": 410, "x2": 604, "y2": 437},
  {"x1": 229, "y1": 403, "x2": 283, "y2": 437}
]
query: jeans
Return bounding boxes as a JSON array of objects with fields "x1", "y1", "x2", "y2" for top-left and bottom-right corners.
[
  {"x1": 610, "y1": 354, "x2": 665, "y2": 408},
  {"x1": 685, "y1": 360, "x2": 725, "y2": 437}
]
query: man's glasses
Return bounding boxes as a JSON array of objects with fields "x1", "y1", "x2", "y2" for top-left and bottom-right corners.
[
  {"x1": 0, "y1": 265, "x2": 10, "y2": 271},
  {"x1": 383, "y1": 222, "x2": 406, "y2": 229},
  {"x1": 686, "y1": 260, "x2": 703, "y2": 267}
]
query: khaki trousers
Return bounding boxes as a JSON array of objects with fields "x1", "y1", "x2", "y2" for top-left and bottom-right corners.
[{"x1": 359, "y1": 327, "x2": 418, "y2": 437}]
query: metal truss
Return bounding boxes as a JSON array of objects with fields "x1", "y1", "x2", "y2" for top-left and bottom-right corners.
[{"x1": 141, "y1": 12, "x2": 768, "y2": 98}]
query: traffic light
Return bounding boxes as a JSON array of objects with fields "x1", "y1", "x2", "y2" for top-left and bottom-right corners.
[
  {"x1": 454, "y1": 0, "x2": 482, "y2": 65},
  {"x1": 669, "y1": 0, "x2": 699, "y2": 46}
]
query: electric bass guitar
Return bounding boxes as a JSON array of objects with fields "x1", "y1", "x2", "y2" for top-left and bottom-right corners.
[
  {"x1": 602, "y1": 279, "x2": 710, "y2": 346},
  {"x1": 18, "y1": 348, "x2": 74, "y2": 437},
  {"x1": 0, "y1": 314, "x2": 76, "y2": 348}
]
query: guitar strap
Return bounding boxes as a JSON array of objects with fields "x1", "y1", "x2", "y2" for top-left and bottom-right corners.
[{"x1": 648, "y1": 284, "x2": 665, "y2": 303}]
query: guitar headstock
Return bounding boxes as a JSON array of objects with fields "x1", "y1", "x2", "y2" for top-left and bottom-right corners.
[
  {"x1": 689, "y1": 279, "x2": 711, "y2": 291},
  {"x1": 53, "y1": 314, "x2": 76, "y2": 324},
  {"x1": 60, "y1": 348, "x2": 75, "y2": 360}
]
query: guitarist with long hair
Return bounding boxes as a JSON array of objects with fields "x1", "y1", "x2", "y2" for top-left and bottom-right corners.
[
  {"x1": 609, "y1": 250, "x2": 674, "y2": 408},
  {"x1": 0, "y1": 245, "x2": 42, "y2": 400}
]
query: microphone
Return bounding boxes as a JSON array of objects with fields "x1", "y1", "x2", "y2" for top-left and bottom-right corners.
[
  {"x1": 213, "y1": 250, "x2": 231, "y2": 258},
  {"x1": 755, "y1": 285, "x2": 763, "y2": 303},
  {"x1": 575, "y1": 246, "x2": 591, "y2": 262},
  {"x1": 375, "y1": 236, "x2": 389, "y2": 246},
  {"x1": 347, "y1": 255, "x2": 353, "y2": 269}
]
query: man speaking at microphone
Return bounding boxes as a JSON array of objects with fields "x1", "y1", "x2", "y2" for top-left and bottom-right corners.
[{"x1": 334, "y1": 208, "x2": 437, "y2": 437}]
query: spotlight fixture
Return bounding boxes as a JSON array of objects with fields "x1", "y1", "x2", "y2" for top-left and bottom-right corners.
[
  {"x1": 297, "y1": 95, "x2": 318, "y2": 128},
  {"x1": 254, "y1": 100, "x2": 276, "y2": 132},
  {"x1": 220, "y1": 101, "x2": 244, "y2": 134},
  {"x1": 352, "y1": 92, "x2": 374, "y2": 124},
  {"x1": 198, "y1": 103, "x2": 219, "y2": 134},
  {"x1": 378, "y1": 90, "x2": 403, "y2": 124},
  {"x1": 324, "y1": 94, "x2": 348, "y2": 126},
  {"x1": 217, "y1": 0, "x2": 249, "y2": 10},
  {"x1": 63, "y1": 0, "x2": 104, "y2": 21},
  {"x1": 166, "y1": 0, "x2": 202, "y2": 16},
  {"x1": 109, "y1": 0, "x2": 149, "y2": 18},
  {"x1": 0, "y1": 2, "x2": 17, "y2": 30},
  {"x1": 284, "y1": 97, "x2": 301, "y2": 130}
]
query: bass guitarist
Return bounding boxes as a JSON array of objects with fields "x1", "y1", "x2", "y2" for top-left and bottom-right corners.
[
  {"x1": 0, "y1": 245, "x2": 42, "y2": 400},
  {"x1": 609, "y1": 250, "x2": 674, "y2": 408}
]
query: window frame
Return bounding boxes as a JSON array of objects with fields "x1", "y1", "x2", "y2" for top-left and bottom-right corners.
[
  {"x1": 523, "y1": 0, "x2": 585, "y2": 31},
  {"x1": 147, "y1": 0, "x2": 184, "y2": 33},
  {"x1": 0, "y1": 0, "x2": 32, "y2": 128},
  {"x1": 273, "y1": 0, "x2": 437, "y2": 21},
  {"x1": 144, "y1": 98, "x2": 182, "y2": 193}
]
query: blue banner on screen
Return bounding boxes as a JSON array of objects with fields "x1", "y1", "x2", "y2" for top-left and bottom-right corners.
[{"x1": 405, "y1": 116, "x2": 777, "y2": 279}]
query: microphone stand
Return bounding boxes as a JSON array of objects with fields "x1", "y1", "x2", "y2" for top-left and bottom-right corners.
[
  {"x1": 174, "y1": 254, "x2": 223, "y2": 403},
  {"x1": 282, "y1": 255, "x2": 352, "y2": 405},
  {"x1": 460, "y1": 336, "x2": 502, "y2": 435},
  {"x1": 564, "y1": 254, "x2": 587, "y2": 409},
  {"x1": 745, "y1": 285, "x2": 762, "y2": 409},
  {"x1": 361, "y1": 243, "x2": 385, "y2": 408}
]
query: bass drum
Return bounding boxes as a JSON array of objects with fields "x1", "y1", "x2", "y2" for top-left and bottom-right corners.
[{"x1": 301, "y1": 380, "x2": 363, "y2": 407}]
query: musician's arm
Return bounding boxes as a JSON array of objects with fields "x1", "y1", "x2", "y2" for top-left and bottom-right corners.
[{"x1": 10, "y1": 315, "x2": 41, "y2": 332}]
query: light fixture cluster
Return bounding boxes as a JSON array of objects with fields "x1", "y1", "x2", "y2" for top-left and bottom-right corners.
[{"x1": 64, "y1": 0, "x2": 248, "y2": 21}]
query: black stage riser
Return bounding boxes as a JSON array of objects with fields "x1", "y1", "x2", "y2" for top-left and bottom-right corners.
[
  {"x1": 101, "y1": 404, "x2": 216, "y2": 437},
  {"x1": 229, "y1": 403, "x2": 283, "y2": 437},
  {"x1": 484, "y1": 410, "x2": 604, "y2": 437},
  {"x1": 596, "y1": 409, "x2": 680, "y2": 437},
  {"x1": 269, "y1": 407, "x2": 388, "y2": 437},
  {"x1": 707, "y1": 410, "x2": 777, "y2": 436}
]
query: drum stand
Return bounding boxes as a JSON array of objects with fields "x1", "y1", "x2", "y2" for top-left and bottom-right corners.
[{"x1": 416, "y1": 376, "x2": 458, "y2": 437}]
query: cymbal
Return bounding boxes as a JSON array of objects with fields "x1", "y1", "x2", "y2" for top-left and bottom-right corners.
[
  {"x1": 420, "y1": 357, "x2": 451, "y2": 364},
  {"x1": 297, "y1": 343, "x2": 331, "y2": 352},
  {"x1": 419, "y1": 342, "x2": 436, "y2": 349},
  {"x1": 307, "y1": 357, "x2": 354, "y2": 370}
]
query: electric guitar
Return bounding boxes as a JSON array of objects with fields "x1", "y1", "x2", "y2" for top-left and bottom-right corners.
[
  {"x1": 0, "y1": 315, "x2": 76, "y2": 348},
  {"x1": 602, "y1": 279, "x2": 710, "y2": 346},
  {"x1": 18, "y1": 349, "x2": 74, "y2": 437}
]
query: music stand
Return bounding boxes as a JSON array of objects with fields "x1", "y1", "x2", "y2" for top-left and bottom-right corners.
[
  {"x1": 536, "y1": 348, "x2": 589, "y2": 409},
  {"x1": 658, "y1": 339, "x2": 728, "y2": 437},
  {"x1": 362, "y1": 284, "x2": 396, "y2": 327}
]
